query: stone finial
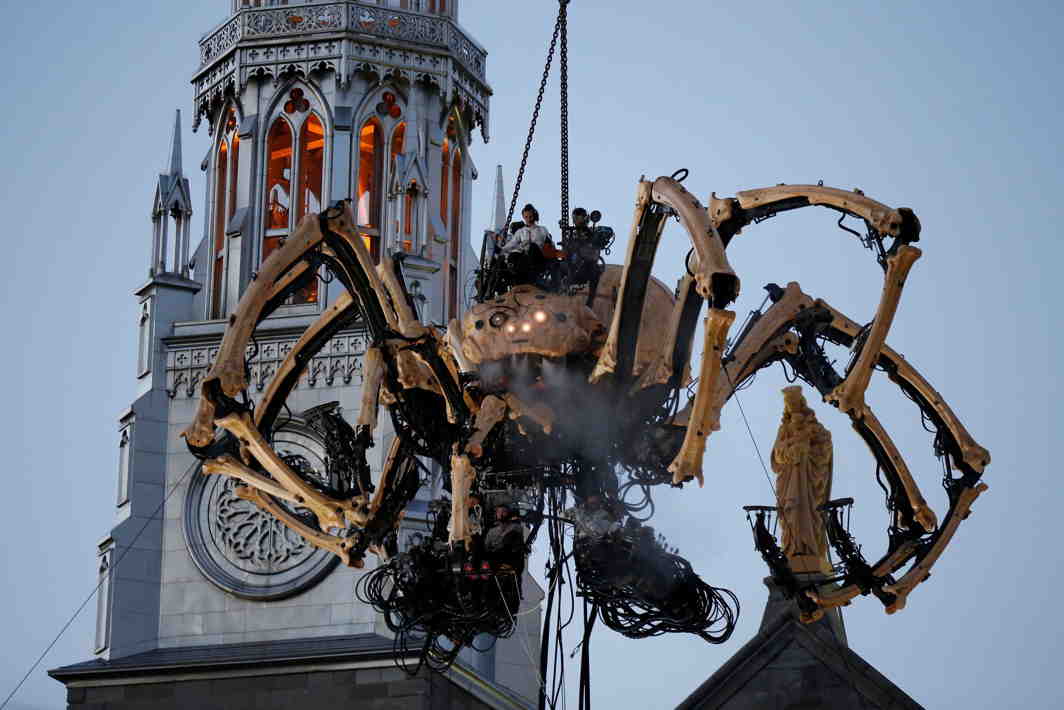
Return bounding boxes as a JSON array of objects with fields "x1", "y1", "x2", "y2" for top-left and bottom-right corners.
[{"x1": 771, "y1": 386, "x2": 833, "y2": 575}]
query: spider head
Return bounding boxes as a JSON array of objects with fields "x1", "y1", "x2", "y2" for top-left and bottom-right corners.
[{"x1": 459, "y1": 285, "x2": 606, "y2": 379}]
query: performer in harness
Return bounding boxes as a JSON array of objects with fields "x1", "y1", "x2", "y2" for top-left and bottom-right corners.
[{"x1": 494, "y1": 203, "x2": 555, "y2": 287}]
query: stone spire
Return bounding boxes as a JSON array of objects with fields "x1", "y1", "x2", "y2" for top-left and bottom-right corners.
[
  {"x1": 491, "y1": 164, "x2": 506, "y2": 232},
  {"x1": 167, "y1": 109, "x2": 182, "y2": 177},
  {"x1": 150, "y1": 109, "x2": 193, "y2": 277}
]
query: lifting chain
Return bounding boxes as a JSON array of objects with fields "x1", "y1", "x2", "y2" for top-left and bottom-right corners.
[
  {"x1": 504, "y1": 0, "x2": 571, "y2": 235},
  {"x1": 558, "y1": 0, "x2": 570, "y2": 230}
]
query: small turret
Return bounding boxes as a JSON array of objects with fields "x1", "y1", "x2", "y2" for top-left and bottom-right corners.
[{"x1": 150, "y1": 109, "x2": 193, "y2": 277}]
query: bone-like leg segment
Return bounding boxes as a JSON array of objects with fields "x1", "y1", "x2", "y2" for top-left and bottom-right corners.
[
  {"x1": 184, "y1": 216, "x2": 328, "y2": 447},
  {"x1": 591, "y1": 181, "x2": 656, "y2": 383},
  {"x1": 858, "y1": 408, "x2": 937, "y2": 532},
  {"x1": 357, "y1": 346, "x2": 385, "y2": 432},
  {"x1": 217, "y1": 411, "x2": 348, "y2": 529},
  {"x1": 203, "y1": 455, "x2": 302, "y2": 505},
  {"x1": 255, "y1": 291, "x2": 357, "y2": 430},
  {"x1": 236, "y1": 486, "x2": 358, "y2": 567},
  {"x1": 817, "y1": 298, "x2": 990, "y2": 475},
  {"x1": 631, "y1": 275, "x2": 698, "y2": 393},
  {"x1": 650, "y1": 177, "x2": 738, "y2": 305},
  {"x1": 266, "y1": 260, "x2": 311, "y2": 304},
  {"x1": 447, "y1": 319, "x2": 474, "y2": 374},
  {"x1": 503, "y1": 393, "x2": 555, "y2": 435},
  {"x1": 668, "y1": 308, "x2": 735, "y2": 485},
  {"x1": 882, "y1": 482, "x2": 988, "y2": 613},
  {"x1": 466, "y1": 395, "x2": 508, "y2": 458},
  {"x1": 448, "y1": 451, "x2": 477, "y2": 546},
  {"x1": 377, "y1": 256, "x2": 427, "y2": 339},
  {"x1": 709, "y1": 282, "x2": 814, "y2": 423},
  {"x1": 827, "y1": 245, "x2": 922, "y2": 416},
  {"x1": 806, "y1": 540, "x2": 919, "y2": 609}
]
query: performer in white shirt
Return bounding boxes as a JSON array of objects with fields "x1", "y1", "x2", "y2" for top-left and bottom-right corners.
[
  {"x1": 493, "y1": 204, "x2": 555, "y2": 287},
  {"x1": 497, "y1": 203, "x2": 554, "y2": 256}
]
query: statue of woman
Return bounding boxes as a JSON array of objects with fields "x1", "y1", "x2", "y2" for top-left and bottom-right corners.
[{"x1": 771, "y1": 386, "x2": 833, "y2": 574}]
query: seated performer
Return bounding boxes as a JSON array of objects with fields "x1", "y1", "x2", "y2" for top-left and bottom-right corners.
[
  {"x1": 565, "y1": 207, "x2": 608, "y2": 292},
  {"x1": 494, "y1": 204, "x2": 554, "y2": 286}
]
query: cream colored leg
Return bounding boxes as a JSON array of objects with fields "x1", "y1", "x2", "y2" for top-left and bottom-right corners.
[
  {"x1": 668, "y1": 308, "x2": 735, "y2": 485},
  {"x1": 827, "y1": 245, "x2": 921, "y2": 416},
  {"x1": 448, "y1": 451, "x2": 477, "y2": 546}
]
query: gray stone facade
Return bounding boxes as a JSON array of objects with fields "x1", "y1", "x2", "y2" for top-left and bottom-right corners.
[
  {"x1": 51, "y1": 633, "x2": 528, "y2": 710},
  {"x1": 53, "y1": 2, "x2": 541, "y2": 708}
]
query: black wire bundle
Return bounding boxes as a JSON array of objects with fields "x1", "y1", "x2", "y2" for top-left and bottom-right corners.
[
  {"x1": 355, "y1": 539, "x2": 522, "y2": 675},
  {"x1": 573, "y1": 527, "x2": 739, "y2": 644}
]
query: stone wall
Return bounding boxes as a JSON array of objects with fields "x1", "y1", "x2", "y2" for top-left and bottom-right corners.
[{"x1": 64, "y1": 667, "x2": 495, "y2": 710}]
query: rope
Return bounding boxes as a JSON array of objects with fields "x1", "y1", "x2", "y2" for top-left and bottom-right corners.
[
  {"x1": 0, "y1": 459, "x2": 201, "y2": 710},
  {"x1": 724, "y1": 367, "x2": 777, "y2": 494}
]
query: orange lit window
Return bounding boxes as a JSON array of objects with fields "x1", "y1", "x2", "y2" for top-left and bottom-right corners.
[
  {"x1": 357, "y1": 119, "x2": 383, "y2": 262},
  {"x1": 263, "y1": 118, "x2": 293, "y2": 263},
  {"x1": 211, "y1": 139, "x2": 229, "y2": 318},
  {"x1": 297, "y1": 115, "x2": 324, "y2": 222},
  {"x1": 291, "y1": 114, "x2": 325, "y2": 303},
  {"x1": 228, "y1": 135, "x2": 240, "y2": 220},
  {"x1": 404, "y1": 180, "x2": 416, "y2": 243},
  {"x1": 391, "y1": 123, "x2": 406, "y2": 163}
]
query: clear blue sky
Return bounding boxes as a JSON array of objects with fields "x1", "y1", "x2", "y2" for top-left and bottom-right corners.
[{"x1": 0, "y1": 1, "x2": 1060, "y2": 707}]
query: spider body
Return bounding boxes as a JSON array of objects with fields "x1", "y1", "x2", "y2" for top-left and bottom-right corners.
[{"x1": 184, "y1": 175, "x2": 988, "y2": 665}]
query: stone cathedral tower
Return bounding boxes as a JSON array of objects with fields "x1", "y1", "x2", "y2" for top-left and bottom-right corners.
[{"x1": 51, "y1": 3, "x2": 540, "y2": 708}]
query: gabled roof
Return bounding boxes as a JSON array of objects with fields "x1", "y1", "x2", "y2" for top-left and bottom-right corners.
[
  {"x1": 49, "y1": 633, "x2": 396, "y2": 682},
  {"x1": 676, "y1": 583, "x2": 924, "y2": 710},
  {"x1": 49, "y1": 632, "x2": 533, "y2": 709},
  {"x1": 391, "y1": 150, "x2": 429, "y2": 195},
  {"x1": 152, "y1": 108, "x2": 192, "y2": 217}
]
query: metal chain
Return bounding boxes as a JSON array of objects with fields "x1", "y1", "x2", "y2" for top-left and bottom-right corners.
[
  {"x1": 504, "y1": 0, "x2": 570, "y2": 234},
  {"x1": 558, "y1": 0, "x2": 570, "y2": 231}
]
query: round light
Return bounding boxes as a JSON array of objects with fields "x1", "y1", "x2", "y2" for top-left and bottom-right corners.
[
  {"x1": 520, "y1": 323, "x2": 532, "y2": 333},
  {"x1": 505, "y1": 324, "x2": 516, "y2": 334},
  {"x1": 489, "y1": 312, "x2": 508, "y2": 328},
  {"x1": 533, "y1": 310, "x2": 547, "y2": 323}
]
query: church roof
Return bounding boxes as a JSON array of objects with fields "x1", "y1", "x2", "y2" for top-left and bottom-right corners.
[
  {"x1": 676, "y1": 582, "x2": 924, "y2": 710},
  {"x1": 50, "y1": 633, "x2": 533, "y2": 709},
  {"x1": 49, "y1": 633, "x2": 396, "y2": 681}
]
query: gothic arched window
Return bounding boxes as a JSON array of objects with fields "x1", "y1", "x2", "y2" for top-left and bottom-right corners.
[
  {"x1": 212, "y1": 139, "x2": 228, "y2": 318},
  {"x1": 211, "y1": 109, "x2": 240, "y2": 319},
  {"x1": 448, "y1": 148, "x2": 462, "y2": 319},
  {"x1": 391, "y1": 123, "x2": 412, "y2": 251},
  {"x1": 263, "y1": 105, "x2": 323, "y2": 304},
  {"x1": 356, "y1": 118, "x2": 383, "y2": 262},
  {"x1": 297, "y1": 115, "x2": 324, "y2": 223},
  {"x1": 263, "y1": 117, "x2": 293, "y2": 262},
  {"x1": 228, "y1": 134, "x2": 240, "y2": 221}
]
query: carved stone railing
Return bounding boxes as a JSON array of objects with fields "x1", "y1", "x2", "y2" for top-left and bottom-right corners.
[
  {"x1": 166, "y1": 330, "x2": 367, "y2": 400},
  {"x1": 199, "y1": 2, "x2": 486, "y2": 82}
]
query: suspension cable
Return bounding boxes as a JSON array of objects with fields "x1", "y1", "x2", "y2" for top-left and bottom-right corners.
[
  {"x1": 558, "y1": 0, "x2": 570, "y2": 229},
  {"x1": 504, "y1": 0, "x2": 571, "y2": 233}
]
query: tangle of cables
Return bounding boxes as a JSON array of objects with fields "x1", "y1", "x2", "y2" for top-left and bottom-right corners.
[
  {"x1": 573, "y1": 519, "x2": 739, "y2": 644},
  {"x1": 355, "y1": 534, "x2": 524, "y2": 675}
]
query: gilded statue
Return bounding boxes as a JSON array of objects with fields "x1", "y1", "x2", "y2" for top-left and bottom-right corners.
[{"x1": 771, "y1": 386, "x2": 833, "y2": 575}]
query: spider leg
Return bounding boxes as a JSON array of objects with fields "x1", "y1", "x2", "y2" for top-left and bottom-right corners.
[
  {"x1": 448, "y1": 449, "x2": 477, "y2": 547},
  {"x1": 826, "y1": 245, "x2": 922, "y2": 416}
]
